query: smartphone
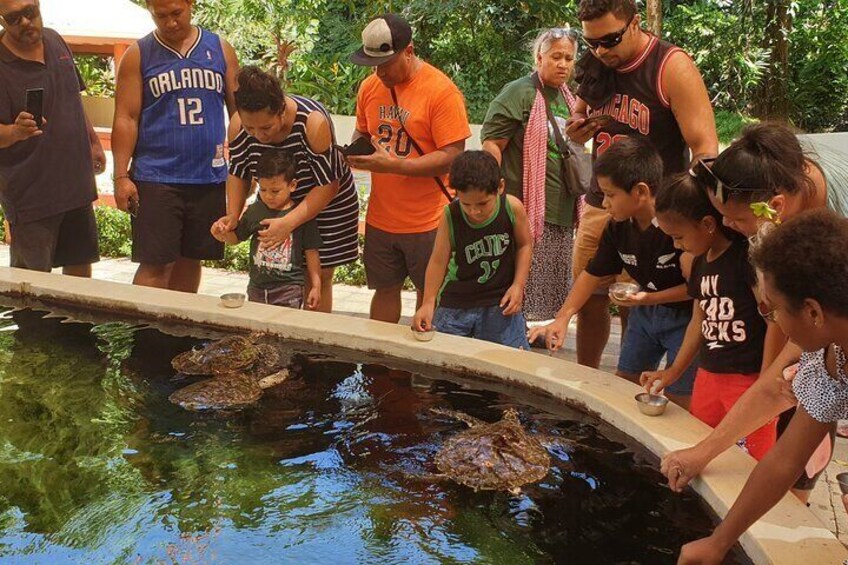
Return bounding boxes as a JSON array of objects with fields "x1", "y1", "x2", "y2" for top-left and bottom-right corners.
[
  {"x1": 127, "y1": 198, "x2": 139, "y2": 218},
  {"x1": 25, "y1": 88, "x2": 44, "y2": 128},
  {"x1": 341, "y1": 136, "x2": 376, "y2": 157},
  {"x1": 582, "y1": 114, "x2": 615, "y2": 128}
]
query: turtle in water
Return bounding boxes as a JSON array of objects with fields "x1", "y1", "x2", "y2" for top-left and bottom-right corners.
[
  {"x1": 168, "y1": 369, "x2": 293, "y2": 411},
  {"x1": 168, "y1": 333, "x2": 299, "y2": 411},
  {"x1": 418, "y1": 408, "x2": 573, "y2": 494},
  {"x1": 171, "y1": 334, "x2": 259, "y2": 375}
]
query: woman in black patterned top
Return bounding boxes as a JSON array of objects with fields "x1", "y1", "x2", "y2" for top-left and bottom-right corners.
[
  {"x1": 679, "y1": 209, "x2": 848, "y2": 564},
  {"x1": 216, "y1": 66, "x2": 359, "y2": 312}
]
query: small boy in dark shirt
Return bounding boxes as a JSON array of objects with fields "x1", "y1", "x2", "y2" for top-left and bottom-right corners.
[
  {"x1": 529, "y1": 136, "x2": 696, "y2": 407},
  {"x1": 211, "y1": 149, "x2": 322, "y2": 310}
]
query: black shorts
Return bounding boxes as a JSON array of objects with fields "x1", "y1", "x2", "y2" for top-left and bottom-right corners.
[
  {"x1": 9, "y1": 205, "x2": 99, "y2": 271},
  {"x1": 131, "y1": 181, "x2": 225, "y2": 264},
  {"x1": 363, "y1": 224, "x2": 436, "y2": 291}
]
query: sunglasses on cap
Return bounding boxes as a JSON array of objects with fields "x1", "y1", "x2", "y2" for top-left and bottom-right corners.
[
  {"x1": 582, "y1": 15, "x2": 634, "y2": 51},
  {"x1": 689, "y1": 157, "x2": 767, "y2": 204},
  {"x1": 0, "y1": 3, "x2": 39, "y2": 27}
]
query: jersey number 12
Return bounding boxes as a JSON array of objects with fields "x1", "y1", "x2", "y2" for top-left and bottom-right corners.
[{"x1": 178, "y1": 98, "x2": 204, "y2": 125}]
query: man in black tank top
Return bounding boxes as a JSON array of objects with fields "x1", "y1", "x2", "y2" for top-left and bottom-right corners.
[{"x1": 566, "y1": 0, "x2": 719, "y2": 369}]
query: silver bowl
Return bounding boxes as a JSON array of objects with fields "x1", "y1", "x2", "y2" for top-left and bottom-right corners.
[
  {"x1": 635, "y1": 393, "x2": 669, "y2": 416},
  {"x1": 411, "y1": 328, "x2": 436, "y2": 342},
  {"x1": 220, "y1": 292, "x2": 246, "y2": 308},
  {"x1": 609, "y1": 282, "x2": 640, "y2": 301}
]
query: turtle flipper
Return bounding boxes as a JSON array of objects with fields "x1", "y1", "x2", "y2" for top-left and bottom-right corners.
[{"x1": 429, "y1": 407, "x2": 485, "y2": 428}]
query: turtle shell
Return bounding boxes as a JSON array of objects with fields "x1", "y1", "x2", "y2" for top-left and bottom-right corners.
[
  {"x1": 168, "y1": 372, "x2": 263, "y2": 411},
  {"x1": 433, "y1": 411, "x2": 550, "y2": 491},
  {"x1": 171, "y1": 335, "x2": 258, "y2": 375}
]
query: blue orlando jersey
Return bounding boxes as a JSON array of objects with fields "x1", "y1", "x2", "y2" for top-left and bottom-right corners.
[{"x1": 133, "y1": 27, "x2": 228, "y2": 184}]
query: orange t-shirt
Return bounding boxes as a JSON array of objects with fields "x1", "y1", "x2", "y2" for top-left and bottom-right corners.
[{"x1": 355, "y1": 62, "x2": 471, "y2": 234}]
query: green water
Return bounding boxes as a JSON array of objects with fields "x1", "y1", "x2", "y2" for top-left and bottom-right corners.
[{"x1": 0, "y1": 309, "x2": 746, "y2": 564}]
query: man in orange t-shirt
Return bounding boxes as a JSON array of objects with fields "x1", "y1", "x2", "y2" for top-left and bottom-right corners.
[{"x1": 348, "y1": 13, "x2": 471, "y2": 323}]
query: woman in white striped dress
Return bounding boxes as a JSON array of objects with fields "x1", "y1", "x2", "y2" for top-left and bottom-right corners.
[{"x1": 222, "y1": 66, "x2": 359, "y2": 312}]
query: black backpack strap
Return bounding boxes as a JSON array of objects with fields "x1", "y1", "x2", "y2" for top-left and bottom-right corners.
[{"x1": 390, "y1": 88, "x2": 454, "y2": 202}]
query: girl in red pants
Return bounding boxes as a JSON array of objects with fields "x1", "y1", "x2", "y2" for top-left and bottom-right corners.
[{"x1": 642, "y1": 173, "x2": 779, "y2": 459}]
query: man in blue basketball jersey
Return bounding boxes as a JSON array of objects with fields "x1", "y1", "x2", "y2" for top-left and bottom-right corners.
[{"x1": 112, "y1": 0, "x2": 239, "y2": 292}]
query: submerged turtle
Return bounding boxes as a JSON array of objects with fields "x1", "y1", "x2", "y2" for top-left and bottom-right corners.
[
  {"x1": 168, "y1": 333, "x2": 298, "y2": 411},
  {"x1": 419, "y1": 408, "x2": 572, "y2": 493},
  {"x1": 168, "y1": 369, "x2": 292, "y2": 411},
  {"x1": 171, "y1": 335, "x2": 259, "y2": 375}
]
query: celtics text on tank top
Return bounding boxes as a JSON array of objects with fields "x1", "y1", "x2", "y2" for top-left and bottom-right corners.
[
  {"x1": 438, "y1": 194, "x2": 517, "y2": 309},
  {"x1": 585, "y1": 35, "x2": 689, "y2": 208},
  {"x1": 133, "y1": 27, "x2": 228, "y2": 185}
]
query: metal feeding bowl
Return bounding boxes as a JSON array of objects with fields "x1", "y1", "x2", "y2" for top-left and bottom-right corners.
[
  {"x1": 220, "y1": 293, "x2": 246, "y2": 308},
  {"x1": 411, "y1": 328, "x2": 436, "y2": 342},
  {"x1": 635, "y1": 393, "x2": 669, "y2": 416},
  {"x1": 609, "y1": 282, "x2": 640, "y2": 301}
]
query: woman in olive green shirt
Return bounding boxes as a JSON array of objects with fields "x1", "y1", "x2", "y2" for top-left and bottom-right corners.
[{"x1": 481, "y1": 28, "x2": 581, "y2": 323}]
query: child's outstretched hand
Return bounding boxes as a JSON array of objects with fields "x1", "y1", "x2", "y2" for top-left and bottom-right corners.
[
  {"x1": 527, "y1": 316, "x2": 569, "y2": 352},
  {"x1": 500, "y1": 284, "x2": 524, "y2": 316},
  {"x1": 413, "y1": 303, "x2": 434, "y2": 332},
  {"x1": 640, "y1": 368, "x2": 680, "y2": 395},
  {"x1": 306, "y1": 285, "x2": 321, "y2": 311}
]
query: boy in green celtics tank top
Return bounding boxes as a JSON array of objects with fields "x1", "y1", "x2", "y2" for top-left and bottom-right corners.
[{"x1": 413, "y1": 151, "x2": 533, "y2": 348}]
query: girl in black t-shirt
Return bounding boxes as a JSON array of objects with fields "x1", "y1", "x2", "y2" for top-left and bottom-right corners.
[{"x1": 642, "y1": 174, "x2": 777, "y2": 460}]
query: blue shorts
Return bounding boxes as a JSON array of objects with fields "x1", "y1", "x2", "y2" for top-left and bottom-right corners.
[
  {"x1": 433, "y1": 305, "x2": 530, "y2": 349},
  {"x1": 617, "y1": 304, "x2": 697, "y2": 396}
]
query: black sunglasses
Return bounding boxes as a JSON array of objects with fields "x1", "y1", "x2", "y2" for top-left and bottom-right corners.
[
  {"x1": 0, "y1": 4, "x2": 39, "y2": 27},
  {"x1": 689, "y1": 157, "x2": 766, "y2": 204},
  {"x1": 582, "y1": 15, "x2": 634, "y2": 50}
]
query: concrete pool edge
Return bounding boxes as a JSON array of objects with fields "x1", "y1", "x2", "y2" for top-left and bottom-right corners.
[{"x1": 0, "y1": 267, "x2": 843, "y2": 563}]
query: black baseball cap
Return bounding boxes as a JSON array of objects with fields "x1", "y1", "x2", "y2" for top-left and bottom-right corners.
[{"x1": 349, "y1": 13, "x2": 413, "y2": 66}]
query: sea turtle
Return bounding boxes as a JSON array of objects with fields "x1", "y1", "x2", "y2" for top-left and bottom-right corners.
[
  {"x1": 168, "y1": 333, "x2": 299, "y2": 411},
  {"x1": 418, "y1": 408, "x2": 573, "y2": 493},
  {"x1": 168, "y1": 369, "x2": 292, "y2": 411},
  {"x1": 171, "y1": 334, "x2": 259, "y2": 375}
]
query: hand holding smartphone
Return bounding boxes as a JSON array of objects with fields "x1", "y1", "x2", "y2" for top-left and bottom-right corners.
[
  {"x1": 341, "y1": 136, "x2": 376, "y2": 157},
  {"x1": 581, "y1": 114, "x2": 614, "y2": 129},
  {"x1": 25, "y1": 88, "x2": 44, "y2": 128}
]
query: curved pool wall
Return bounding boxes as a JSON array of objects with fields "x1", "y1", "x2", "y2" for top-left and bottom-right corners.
[{"x1": 0, "y1": 266, "x2": 844, "y2": 564}]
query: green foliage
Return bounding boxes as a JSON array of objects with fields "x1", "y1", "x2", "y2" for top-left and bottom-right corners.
[
  {"x1": 93, "y1": 205, "x2": 132, "y2": 258},
  {"x1": 75, "y1": 56, "x2": 115, "y2": 97},
  {"x1": 185, "y1": 0, "x2": 846, "y2": 132},
  {"x1": 714, "y1": 109, "x2": 758, "y2": 145},
  {"x1": 666, "y1": 0, "x2": 848, "y2": 132},
  {"x1": 203, "y1": 239, "x2": 252, "y2": 272}
]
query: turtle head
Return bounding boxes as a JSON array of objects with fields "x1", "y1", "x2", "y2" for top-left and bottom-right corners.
[{"x1": 503, "y1": 408, "x2": 521, "y2": 422}]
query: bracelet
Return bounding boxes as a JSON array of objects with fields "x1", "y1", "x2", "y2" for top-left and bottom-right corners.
[{"x1": 113, "y1": 174, "x2": 130, "y2": 181}]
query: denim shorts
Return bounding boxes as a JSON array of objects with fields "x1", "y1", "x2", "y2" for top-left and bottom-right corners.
[
  {"x1": 433, "y1": 305, "x2": 530, "y2": 349},
  {"x1": 617, "y1": 304, "x2": 697, "y2": 396}
]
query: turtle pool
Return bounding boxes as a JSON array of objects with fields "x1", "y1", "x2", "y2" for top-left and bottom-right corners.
[{"x1": 0, "y1": 307, "x2": 746, "y2": 564}]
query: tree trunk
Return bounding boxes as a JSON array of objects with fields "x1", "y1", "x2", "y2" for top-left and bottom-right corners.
[
  {"x1": 646, "y1": 0, "x2": 663, "y2": 36},
  {"x1": 756, "y1": 1, "x2": 792, "y2": 120}
]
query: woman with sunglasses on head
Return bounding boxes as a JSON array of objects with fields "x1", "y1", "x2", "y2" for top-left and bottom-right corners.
[
  {"x1": 565, "y1": 0, "x2": 718, "y2": 368},
  {"x1": 700, "y1": 122, "x2": 846, "y2": 237},
  {"x1": 481, "y1": 27, "x2": 583, "y2": 325},
  {"x1": 660, "y1": 122, "x2": 846, "y2": 503},
  {"x1": 679, "y1": 209, "x2": 848, "y2": 564}
]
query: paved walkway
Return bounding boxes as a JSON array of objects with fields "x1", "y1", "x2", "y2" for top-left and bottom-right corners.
[{"x1": 1, "y1": 243, "x2": 846, "y2": 545}]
